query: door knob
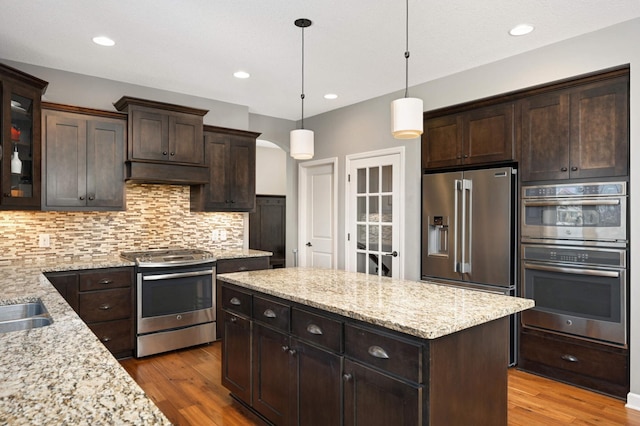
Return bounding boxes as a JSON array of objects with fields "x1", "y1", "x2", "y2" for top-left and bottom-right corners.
[
  {"x1": 306, "y1": 242, "x2": 312, "y2": 247},
  {"x1": 384, "y1": 251, "x2": 398, "y2": 257}
]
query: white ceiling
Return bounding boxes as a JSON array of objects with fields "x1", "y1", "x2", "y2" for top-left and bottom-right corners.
[{"x1": 1, "y1": 1, "x2": 639, "y2": 121}]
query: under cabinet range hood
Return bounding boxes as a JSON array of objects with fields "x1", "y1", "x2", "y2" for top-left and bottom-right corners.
[{"x1": 114, "y1": 96, "x2": 210, "y2": 185}]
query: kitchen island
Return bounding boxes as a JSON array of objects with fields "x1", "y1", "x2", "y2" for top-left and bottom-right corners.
[{"x1": 218, "y1": 267, "x2": 534, "y2": 425}]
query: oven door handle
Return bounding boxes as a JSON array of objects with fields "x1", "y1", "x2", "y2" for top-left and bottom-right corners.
[
  {"x1": 523, "y1": 199, "x2": 620, "y2": 207},
  {"x1": 143, "y1": 270, "x2": 213, "y2": 281},
  {"x1": 523, "y1": 262, "x2": 620, "y2": 278}
]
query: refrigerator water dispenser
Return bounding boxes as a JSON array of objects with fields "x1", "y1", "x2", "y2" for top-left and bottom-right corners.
[{"x1": 427, "y1": 216, "x2": 449, "y2": 256}]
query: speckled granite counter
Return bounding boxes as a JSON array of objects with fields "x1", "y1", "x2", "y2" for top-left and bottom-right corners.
[
  {"x1": 217, "y1": 267, "x2": 534, "y2": 339},
  {"x1": 0, "y1": 256, "x2": 170, "y2": 425},
  {"x1": 212, "y1": 248, "x2": 272, "y2": 260}
]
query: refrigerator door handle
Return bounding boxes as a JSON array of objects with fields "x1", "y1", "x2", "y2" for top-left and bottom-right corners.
[
  {"x1": 460, "y1": 179, "x2": 472, "y2": 274},
  {"x1": 454, "y1": 179, "x2": 461, "y2": 273}
]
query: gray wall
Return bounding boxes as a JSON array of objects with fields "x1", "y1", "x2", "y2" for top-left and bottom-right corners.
[{"x1": 298, "y1": 18, "x2": 640, "y2": 399}]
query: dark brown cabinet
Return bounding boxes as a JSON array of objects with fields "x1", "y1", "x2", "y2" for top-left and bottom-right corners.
[
  {"x1": 0, "y1": 63, "x2": 48, "y2": 210},
  {"x1": 520, "y1": 74, "x2": 628, "y2": 182},
  {"x1": 42, "y1": 105, "x2": 126, "y2": 210},
  {"x1": 113, "y1": 96, "x2": 209, "y2": 184},
  {"x1": 221, "y1": 311, "x2": 252, "y2": 403},
  {"x1": 46, "y1": 267, "x2": 135, "y2": 359},
  {"x1": 249, "y1": 195, "x2": 286, "y2": 268},
  {"x1": 216, "y1": 256, "x2": 270, "y2": 340},
  {"x1": 422, "y1": 102, "x2": 514, "y2": 170},
  {"x1": 191, "y1": 125, "x2": 260, "y2": 212},
  {"x1": 519, "y1": 327, "x2": 629, "y2": 398}
]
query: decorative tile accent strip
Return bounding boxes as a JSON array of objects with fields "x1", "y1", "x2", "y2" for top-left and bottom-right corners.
[{"x1": 0, "y1": 183, "x2": 244, "y2": 264}]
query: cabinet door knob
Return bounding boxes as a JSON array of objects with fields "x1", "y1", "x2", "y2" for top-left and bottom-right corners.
[
  {"x1": 306, "y1": 324, "x2": 323, "y2": 335},
  {"x1": 170, "y1": 152, "x2": 175, "y2": 156},
  {"x1": 88, "y1": 195, "x2": 95, "y2": 201},
  {"x1": 282, "y1": 345, "x2": 290, "y2": 352},
  {"x1": 230, "y1": 316, "x2": 237, "y2": 323},
  {"x1": 288, "y1": 349, "x2": 297, "y2": 356},
  {"x1": 368, "y1": 345, "x2": 390, "y2": 359},
  {"x1": 98, "y1": 304, "x2": 111, "y2": 310},
  {"x1": 79, "y1": 196, "x2": 85, "y2": 200},
  {"x1": 571, "y1": 166, "x2": 578, "y2": 171},
  {"x1": 101, "y1": 336, "x2": 112, "y2": 342},
  {"x1": 343, "y1": 373, "x2": 353, "y2": 382},
  {"x1": 162, "y1": 151, "x2": 168, "y2": 155},
  {"x1": 560, "y1": 167, "x2": 568, "y2": 172}
]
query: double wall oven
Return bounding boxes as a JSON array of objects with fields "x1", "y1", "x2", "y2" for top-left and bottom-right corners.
[
  {"x1": 520, "y1": 181, "x2": 628, "y2": 347},
  {"x1": 121, "y1": 249, "x2": 217, "y2": 357}
]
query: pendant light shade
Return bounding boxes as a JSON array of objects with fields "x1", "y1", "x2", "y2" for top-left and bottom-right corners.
[
  {"x1": 391, "y1": 97, "x2": 423, "y2": 139},
  {"x1": 290, "y1": 128, "x2": 314, "y2": 160},
  {"x1": 391, "y1": 0, "x2": 423, "y2": 139},
  {"x1": 290, "y1": 18, "x2": 314, "y2": 160}
]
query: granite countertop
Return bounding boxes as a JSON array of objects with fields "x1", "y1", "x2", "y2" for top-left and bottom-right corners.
[
  {"x1": 0, "y1": 256, "x2": 169, "y2": 425},
  {"x1": 212, "y1": 248, "x2": 272, "y2": 260},
  {"x1": 218, "y1": 267, "x2": 534, "y2": 340}
]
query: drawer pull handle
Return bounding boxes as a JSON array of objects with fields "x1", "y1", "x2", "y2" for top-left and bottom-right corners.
[
  {"x1": 230, "y1": 297, "x2": 242, "y2": 306},
  {"x1": 98, "y1": 304, "x2": 111, "y2": 310},
  {"x1": 306, "y1": 324, "x2": 323, "y2": 335},
  {"x1": 561, "y1": 354, "x2": 578, "y2": 363},
  {"x1": 368, "y1": 345, "x2": 390, "y2": 359},
  {"x1": 101, "y1": 336, "x2": 112, "y2": 342},
  {"x1": 263, "y1": 309, "x2": 277, "y2": 318},
  {"x1": 98, "y1": 279, "x2": 113, "y2": 285}
]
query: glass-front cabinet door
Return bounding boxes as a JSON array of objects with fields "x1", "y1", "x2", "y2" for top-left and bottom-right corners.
[{"x1": 0, "y1": 63, "x2": 48, "y2": 209}]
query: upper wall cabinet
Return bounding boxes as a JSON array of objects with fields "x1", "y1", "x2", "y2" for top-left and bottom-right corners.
[
  {"x1": 520, "y1": 73, "x2": 629, "y2": 182},
  {"x1": 191, "y1": 125, "x2": 260, "y2": 212},
  {"x1": 114, "y1": 96, "x2": 209, "y2": 184},
  {"x1": 0, "y1": 63, "x2": 48, "y2": 210},
  {"x1": 422, "y1": 102, "x2": 515, "y2": 170},
  {"x1": 42, "y1": 104, "x2": 126, "y2": 211}
]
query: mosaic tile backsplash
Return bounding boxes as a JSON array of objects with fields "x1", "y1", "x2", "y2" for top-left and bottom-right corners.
[{"x1": 0, "y1": 183, "x2": 244, "y2": 265}]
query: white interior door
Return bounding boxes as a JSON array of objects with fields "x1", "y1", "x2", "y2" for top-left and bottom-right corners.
[
  {"x1": 298, "y1": 159, "x2": 337, "y2": 269},
  {"x1": 346, "y1": 149, "x2": 404, "y2": 278}
]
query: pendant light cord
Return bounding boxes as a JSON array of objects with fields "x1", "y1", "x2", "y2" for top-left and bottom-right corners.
[
  {"x1": 300, "y1": 24, "x2": 306, "y2": 130},
  {"x1": 404, "y1": 0, "x2": 410, "y2": 99}
]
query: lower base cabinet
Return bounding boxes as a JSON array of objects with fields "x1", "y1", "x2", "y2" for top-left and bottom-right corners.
[
  {"x1": 220, "y1": 282, "x2": 509, "y2": 425},
  {"x1": 46, "y1": 267, "x2": 135, "y2": 359},
  {"x1": 518, "y1": 327, "x2": 629, "y2": 398}
]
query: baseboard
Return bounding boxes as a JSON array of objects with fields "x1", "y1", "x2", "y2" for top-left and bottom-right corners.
[{"x1": 625, "y1": 392, "x2": 640, "y2": 411}]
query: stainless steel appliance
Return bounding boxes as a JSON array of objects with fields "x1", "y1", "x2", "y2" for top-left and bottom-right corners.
[
  {"x1": 521, "y1": 181, "x2": 627, "y2": 247},
  {"x1": 521, "y1": 244, "x2": 626, "y2": 345},
  {"x1": 422, "y1": 166, "x2": 517, "y2": 363},
  {"x1": 121, "y1": 248, "x2": 216, "y2": 357},
  {"x1": 520, "y1": 181, "x2": 628, "y2": 347}
]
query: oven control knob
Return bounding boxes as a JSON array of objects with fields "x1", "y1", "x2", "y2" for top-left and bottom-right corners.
[
  {"x1": 566, "y1": 320, "x2": 573, "y2": 326},
  {"x1": 176, "y1": 314, "x2": 183, "y2": 320}
]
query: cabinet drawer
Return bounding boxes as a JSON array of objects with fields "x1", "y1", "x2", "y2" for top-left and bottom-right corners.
[
  {"x1": 87, "y1": 319, "x2": 133, "y2": 355},
  {"x1": 520, "y1": 330, "x2": 627, "y2": 385},
  {"x1": 78, "y1": 288, "x2": 132, "y2": 323},
  {"x1": 217, "y1": 257, "x2": 269, "y2": 274},
  {"x1": 221, "y1": 285, "x2": 252, "y2": 317},
  {"x1": 292, "y1": 308, "x2": 343, "y2": 353},
  {"x1": 253, "y1": 295, "x2": 290, "y2": 332},
  {"x1": 79, "y1": 268, "x2": 133, "y2": 292},
  {"x1": 345, "y1": 324, "x2": 422, "y2": 383}
]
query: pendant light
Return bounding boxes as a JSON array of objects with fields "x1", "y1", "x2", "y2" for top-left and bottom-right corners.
[
  {"x1": 391, "y1": 0, "x2": 423, "y2": 139},
  {"x1": 290, "y1": 18, "x2": 314, "y2": 160}
]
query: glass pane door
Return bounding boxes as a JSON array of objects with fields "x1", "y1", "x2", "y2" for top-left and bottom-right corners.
[
  {"x1": 348, "y1": 152, "x2": 401, "y2": 278},
  {"x1": 9, "y1": 92, "x2": 34, "y2": 199}
]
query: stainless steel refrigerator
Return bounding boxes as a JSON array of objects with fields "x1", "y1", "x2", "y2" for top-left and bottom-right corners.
[{"x1": 422, "y1": 166, "x2": 517, "y2": 362}]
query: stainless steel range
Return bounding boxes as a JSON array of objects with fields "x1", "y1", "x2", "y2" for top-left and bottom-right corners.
[{"x1": 121, "y1": 248, "x2": 217, "y2": 357}]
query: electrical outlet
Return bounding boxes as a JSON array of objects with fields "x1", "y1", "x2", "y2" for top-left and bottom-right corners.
[
  {"x1": 211, "y1": 230, "x2": 220, "y2": 242},
  {"x1": 38, "y1": 234, "x2": 50, "y2": 248},
  {"x1": 220, "y1": 230, "x2": 227, "y2": 241}
]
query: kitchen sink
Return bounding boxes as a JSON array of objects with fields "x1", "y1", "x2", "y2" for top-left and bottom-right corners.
[{"x1": 0, "y1": 300, "x2": 53, "y2": 333}]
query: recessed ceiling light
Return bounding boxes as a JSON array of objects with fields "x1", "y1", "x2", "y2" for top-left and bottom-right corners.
[
  {"x1": 233, "y1": 71, "x2": 250, "y2": 79},
  {"x1": 324, "y1": 93, "x2": 338, "y2": 100},
  {"x1": 92, "y1": 36, "x2": 115, "y2": 46},
  {"x1": 509, "y1": 24, "x2": 534, "y2": 36}
]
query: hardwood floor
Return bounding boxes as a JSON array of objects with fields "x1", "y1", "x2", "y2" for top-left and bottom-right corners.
[{"x1": 120, "y1": 341, "x2": 640, "y2": 425}]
